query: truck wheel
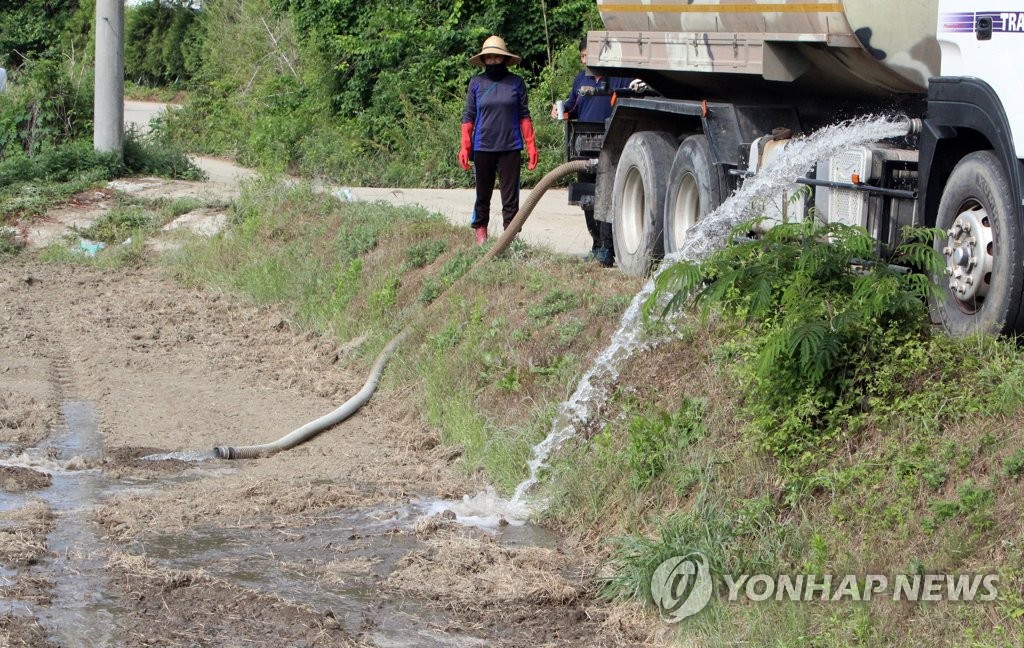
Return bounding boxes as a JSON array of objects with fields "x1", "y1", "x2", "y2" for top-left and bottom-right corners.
[
  {"x1": 933, "y1": 150, "x2": 1024, "y2": 336},
  {"x1": 663, "y1": 134, "x2": 727, "y2": 256},
  {"x1": 612, "y1": 131, "x2": 676, "y2": 276}
]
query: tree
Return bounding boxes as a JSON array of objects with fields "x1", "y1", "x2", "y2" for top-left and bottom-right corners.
[
  {"x1": 124, "y1": 0, "x2": 201, "y2": 86},
  {"x1": 0, "y1": 0, "x2": 81, "y2": 68}
]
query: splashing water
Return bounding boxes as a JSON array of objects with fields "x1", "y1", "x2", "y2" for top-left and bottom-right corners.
[
  {"x1": 681, "y1": 115, "x2": 915, "y2": 262},
  {"x1": 423, "y1": 115, "x2": 915, "y2": 528}
]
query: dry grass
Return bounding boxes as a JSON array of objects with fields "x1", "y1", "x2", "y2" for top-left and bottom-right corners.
[
  {"x1": 0, "y1": 390, "x2": 55, "y2": 447},
  {"x1": 105, "y1": 551, "x2": 362, "y2": 647},
  {"x1": 0, "y1": 616, "x2": 55, "y2": 648},
  {"x1": 386, "y1": 530, "x2": 585, "y2": 608},
  {"x1": 0, "y1": 500, "x2": 53, "y2": 566}
]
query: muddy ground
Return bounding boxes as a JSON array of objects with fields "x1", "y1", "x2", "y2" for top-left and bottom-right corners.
[{"x1": 0, "y1": 241, "x2": 665, "y2": 646}]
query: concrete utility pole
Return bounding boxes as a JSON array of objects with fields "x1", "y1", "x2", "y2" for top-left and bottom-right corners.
[{"x1": 94, "y1": 0, "x2": 124, "y2": 156}]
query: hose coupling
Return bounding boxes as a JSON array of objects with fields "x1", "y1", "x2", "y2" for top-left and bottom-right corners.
[
  {"x1": 213, "y1": 445, "x2": 237, "y2": 460},
  {"x1": 903, "y1": 117, "x2": 923, "y2": 136}
]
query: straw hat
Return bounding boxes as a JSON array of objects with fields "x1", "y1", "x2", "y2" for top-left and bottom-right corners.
[{"x1": 469, "y1": 35, "x2": 522, "y2": 67}]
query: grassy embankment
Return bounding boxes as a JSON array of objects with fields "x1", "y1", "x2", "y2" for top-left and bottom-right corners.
[{"x1": 20, "y1": 177, "x2": 1024, "y2": 646}]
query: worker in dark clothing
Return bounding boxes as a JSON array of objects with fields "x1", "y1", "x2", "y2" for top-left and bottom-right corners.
[
  {"x1": 552, "y1": 39, "x2": 638, "y2": 267},
  {"x1": 459, "y1": 35, "x2": 539, "y2": 246}
]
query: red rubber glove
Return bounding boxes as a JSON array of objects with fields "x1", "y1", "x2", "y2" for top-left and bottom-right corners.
[
  {"x1": 520, "y1": 118, "x2": 538, "y2": 170},
  {"x1": 459, "y1": 122, "x2": 473, "y2": 170}
]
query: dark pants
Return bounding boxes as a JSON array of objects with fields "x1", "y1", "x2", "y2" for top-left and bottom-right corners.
[
  {"x1": 583, "y1": 209, "x2": 614, "y2": 252},
  {"x1": 471, "y1": 150, "x2": 521, "y2": 230},
  {"x1": 599, "y1": 221, "x2": 613, "y2": 251},
  {"x1": 584, "y1": 209, "x2": 600, "y2": 251}
]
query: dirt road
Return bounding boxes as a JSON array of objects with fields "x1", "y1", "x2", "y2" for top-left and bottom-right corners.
[{"x1": 126, "y1": 100, "x2": 597, "y2": 257}]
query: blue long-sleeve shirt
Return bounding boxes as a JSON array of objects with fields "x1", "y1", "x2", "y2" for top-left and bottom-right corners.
[
  {"x1": 563, "y1": 71, "x2": 631, "y2": 124},
  {"x1": 462, "y1": 73, "x2": 530, "y2": 153}
]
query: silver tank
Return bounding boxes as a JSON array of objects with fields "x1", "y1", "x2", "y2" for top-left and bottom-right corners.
[{"x1": 591, "y1": 0, "x2": 940, "y2": 97}]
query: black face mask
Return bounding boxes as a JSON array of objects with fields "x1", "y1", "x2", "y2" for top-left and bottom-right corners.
[{"x1": 484, "y1": 63, "x2": 508, "y2": 81}]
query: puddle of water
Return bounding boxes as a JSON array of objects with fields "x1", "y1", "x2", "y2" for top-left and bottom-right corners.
[
  {"x1": 0, "y1": 599, "x2": 34, "y2": 617},
  {"x1": 0, "y1": 564, "x2": 33, "y2": 617},
  {"x1": 140, "y1": 501, "x2": 557, "y2": 647},
  {"x1": 27, "y1": 401, "x2": 119, "y2": 647},
  {"x1": 56, "y1": 401, "x2": 104, "y2": 458},
  {"x1": 143, "y1": 513, "x2": 421, "y2": 642},
  {"x1": 0, "y1": 491, "x2": 29, "y2": 514},
  {"x1": 0, "y1": 401, "x2": 233, "y2": 647},
  {"x1": 0, "y1": 564, "x2": 16, "y2": 583}
]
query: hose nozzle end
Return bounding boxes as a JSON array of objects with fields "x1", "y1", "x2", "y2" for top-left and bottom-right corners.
[{"x1": 213, "y1": 445, "x2": 236, "y2": 460}]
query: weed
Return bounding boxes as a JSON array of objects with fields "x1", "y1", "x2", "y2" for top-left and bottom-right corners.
[
  {"x1": 528, "y1": 289, "x2": 581, "y2": 324},
  {"x1": 669, "y1": 463, "x2": 702, "y2": 496},
  {"x1": 336, "y1": 217, "x2": 386, "y2": 260},
  {"x1": 419, "y1": 279, "x2": 443, "y2": 304},
  {"x1": 555, "y1": 320, "x2": 585, "y2": 345},
  {"x1": 1005, "y1": 449, "x2": 1024, "y2": 479},
  {"x1": 420, "y1": 249, "x2": 479, "y2": 303},
  {"x1": 0, "y1": 228, "x2": 20, "y2": 255},
  {"x1": 529, "y1": 354, "x2": 577, "y2": 386},
  {"x1": 601, "y1": 486, "x2": 787, "y2": 607},
  {"x1": 592, "y1": 293, "x2": 632, "y2": 317},
  {"x1": 369, "y1": 275, "x2": 400, "y2": 317},
  {"x1": 601, "y1": 498, "x2": 733, "y2": 604},
  {"x1": 649, "y1": 221, "x2": 944, "y2": 464},
  {"x1": 405, "y1": 240, "x2": 447, "y2": 268},
  {"x1": 625, "y1": 399, "x2": 706, "y2": 490},
  {"x1": 497, "y1": 366, "x2": 522, "y2": 392},
  {"x1": 511, "y1": 328, "x2": 531, "y2": 342},
  {"x1": 76, "y1": 204, "x2": 152, "y2": 244},
  {"x1": 928, "y1": 480, "x2": 995, "y2": 533},
  {"x1": 122, "y1": 127, "x2": 205, "y2": 180},
  {"x1": 428, "y1": 323, "x2": 461, "y2": 351}
]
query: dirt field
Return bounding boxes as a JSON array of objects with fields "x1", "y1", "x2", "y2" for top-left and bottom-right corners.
[{"x1": 0, "y1": 241, "x2": 664, "y2": 645}]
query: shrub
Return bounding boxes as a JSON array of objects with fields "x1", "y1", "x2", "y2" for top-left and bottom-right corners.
[{"x1": 648, "y1": 220, "x2": 944, "y2": 461}]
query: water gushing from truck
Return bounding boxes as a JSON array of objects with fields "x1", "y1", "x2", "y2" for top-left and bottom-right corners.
[
  {"x1": 421, "y1": 115, "x2": 916, "y2": 527},
  {"x1": 680, "y1": 116, "x2": 917, "y2": 262}
]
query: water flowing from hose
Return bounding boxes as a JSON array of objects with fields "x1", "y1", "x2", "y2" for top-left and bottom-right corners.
[{"x1": 467, "y1": 114, "x2": 918, "y2": 524}]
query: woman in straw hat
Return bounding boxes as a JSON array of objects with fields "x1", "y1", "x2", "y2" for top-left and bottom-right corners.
[{"x1": 458, "y1": 35, "x2": 539, "y2": 245}]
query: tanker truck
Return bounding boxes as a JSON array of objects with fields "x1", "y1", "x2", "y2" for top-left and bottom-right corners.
[{"x1": 580, "y1": 0, "x2": 1024, "y2": 336}]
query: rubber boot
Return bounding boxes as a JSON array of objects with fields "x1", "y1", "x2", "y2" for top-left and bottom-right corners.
[{"x1": 475, "y1": 226, "x2": 488, "y2": 245}]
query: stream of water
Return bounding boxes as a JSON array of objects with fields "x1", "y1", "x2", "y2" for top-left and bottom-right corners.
[{"x1": 421, "y1": 115, "x2": 915, "y2": 528}]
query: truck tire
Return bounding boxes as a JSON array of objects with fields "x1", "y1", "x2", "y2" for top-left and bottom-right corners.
[
  {"x1": 663, "y1": 134, "x2": 727, "y2": 256},
  {"x1": 612, "y1": 131, "x2": 676, "y2": 276},
  {"x1": 932, "y1": 150, "x2": 1024, "y2": 336}
]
